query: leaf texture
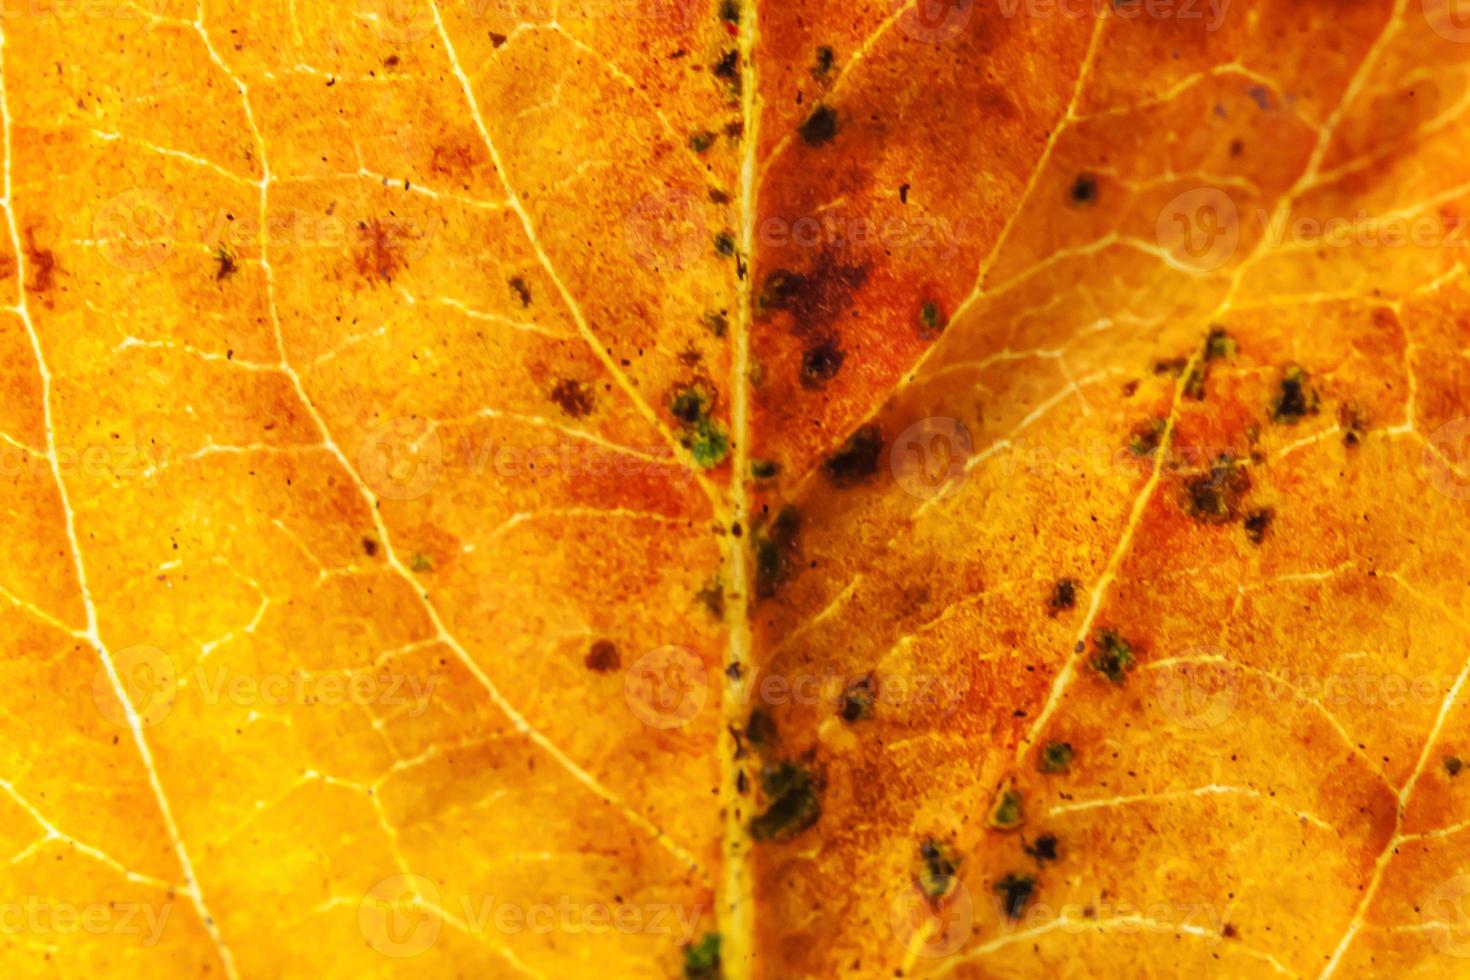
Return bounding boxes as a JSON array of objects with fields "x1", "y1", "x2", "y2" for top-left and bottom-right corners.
[{"x1": 2, "y1": 0, "x2": 1470, "y2": 978}]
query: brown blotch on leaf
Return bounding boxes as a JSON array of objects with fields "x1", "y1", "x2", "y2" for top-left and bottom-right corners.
[
  {"x1": 550, "y1": 378, "x2": 595, "y2": 418},
  {"x1": 585, "y1": 640, "x2": 620, "y2": 673},
  {"x1": 822, "y1": 425, "x2": 882, "y2": 488},
  {"x1": 758, "y1": 260, "x2": 868, "y2": 331},
  {"x1": 361, "y1": 537, "x2": 378, "y2": 557},
  {"x1": 1181, "y1": 455, "x2": 1252, "y2": 525}
]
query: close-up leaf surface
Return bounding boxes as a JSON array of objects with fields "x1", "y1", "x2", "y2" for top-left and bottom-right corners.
[{"x1": 1, "y1": 0, "x2": 1469, "y2": 977}]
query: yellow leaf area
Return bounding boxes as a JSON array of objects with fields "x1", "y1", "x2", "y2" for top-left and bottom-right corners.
[{"x1": 1, "y1": 0, "x2": 1469, "y2": 979}]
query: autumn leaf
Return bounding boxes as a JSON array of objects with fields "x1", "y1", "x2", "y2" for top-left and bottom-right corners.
[{"x1": 2, "y1": 0, "x2": 1470, "y2": 977}]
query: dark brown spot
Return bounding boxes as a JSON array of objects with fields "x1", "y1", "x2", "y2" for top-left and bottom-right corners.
[
  {"x1": 1023, "y1": 834, "x2": 1059, "y2": 864},
  {"x1": 838, "y1": 674, "x2": 875, "y2": 722},
  {"x1": 383, "y1": 54, "x2": 400, "y2": 68},
  {"x1": 754, "y1": 506, "x2": 799, "y2": 600},
  {"x1": 361, "y1": 537, "x2": 378, "y2": 557},
  {"x1": 1069, "y1": 173, "x2": 1098, "y2": 206},
  {"x1": 1270, "y1": 364, "x2": 1319, "y2": 424},
  {"x1": 550, "y1": 378, "x2": 595, "y2": 418},
  {"x1": 214, "y1": 245, "x2": 237, "y2": 281},
  {"x1": 490, "y1": 32, "x2": 508, "y2": 47},
  {"x1": 585, "y1": 640, "x2": 620, "y2": 673},
  {"x1": 508, "y1": 275, "x2": 532, "y2": 307},
  {"x1": 800, "y1": 337, "x2": 845, "y2": 388},
  {"x1": 823, "y1": 425, "x2": 882, "y2": 488},
  {"x1": 1048, "y1": 578, "x2": 1078, "y2": 615},
  {"x1": 1339, "y1": 401, "x2": 1366, "y2": 446},
  {"x1": 1243, "y1": 507, "x2": 1274, "y2": 544},
  {"x1": 799, "y1": 105, "x2": 839, "y2": 146}
]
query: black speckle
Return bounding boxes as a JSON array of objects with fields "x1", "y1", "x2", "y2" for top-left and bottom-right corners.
[
  {"x1": 1446, "y1": 755, "x2": 1463, "y2": 777},
  {"x1": 1069, "y1": 173, "x2": 1098, "y2": 207}
]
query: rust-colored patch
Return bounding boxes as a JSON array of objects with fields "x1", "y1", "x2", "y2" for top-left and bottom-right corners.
[
  {"x1": 430, "y1": 141, "x2": 477, "y2": 180},
  {"x1": 351, "y1": 218, "x2": 414, "y2": 284},
  {"x1": 23, "y1": 228, "x2": 57, "y2": 298}
]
